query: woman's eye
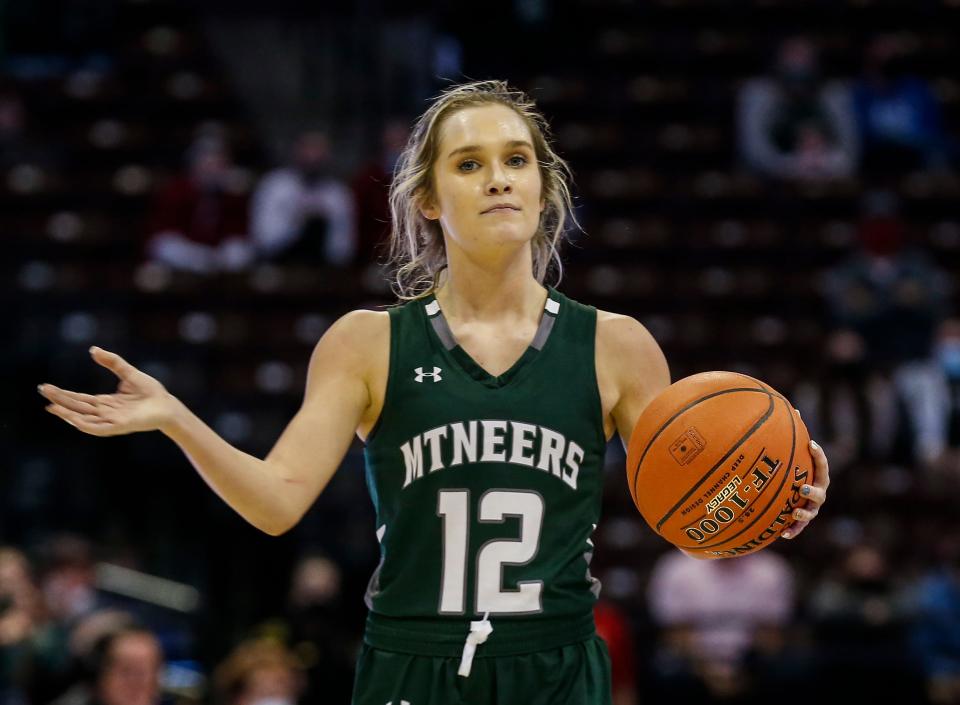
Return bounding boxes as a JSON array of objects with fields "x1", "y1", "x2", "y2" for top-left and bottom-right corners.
[{"x1": 458, "y1": 155, "x2": 528, "y2": 172}]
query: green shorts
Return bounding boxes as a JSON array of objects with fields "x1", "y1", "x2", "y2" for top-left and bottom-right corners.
[{"x1": 350, "y1": 635, "x2": 613, "y2": 705}]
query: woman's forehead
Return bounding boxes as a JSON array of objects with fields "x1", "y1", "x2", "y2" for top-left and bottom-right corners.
[{"x1": 438, "y1": 104, "x2": 533, "y2": 152}]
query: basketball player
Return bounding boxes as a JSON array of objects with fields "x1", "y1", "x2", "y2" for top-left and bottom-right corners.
[{"x1": 38, "y1": 80, "x2": 830, "y2": 704}]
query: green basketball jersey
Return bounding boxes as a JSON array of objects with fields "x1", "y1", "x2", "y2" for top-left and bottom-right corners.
[{"x1": 361, "y1": 286, "x2": 607, "y2": 657}]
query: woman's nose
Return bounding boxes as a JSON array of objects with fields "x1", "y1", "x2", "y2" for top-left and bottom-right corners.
[{"x1": 487, "y1": 176, "x2": 512, "y2": 194}]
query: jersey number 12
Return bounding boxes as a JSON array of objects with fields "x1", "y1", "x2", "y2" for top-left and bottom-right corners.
[{"x1": 437, "y1": 489, "x2": 544, "y2": 615}]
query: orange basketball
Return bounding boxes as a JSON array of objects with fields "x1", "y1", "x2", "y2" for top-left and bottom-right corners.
[{"x1": 626, "y1": 371, "x2": 814, "y2": 559}]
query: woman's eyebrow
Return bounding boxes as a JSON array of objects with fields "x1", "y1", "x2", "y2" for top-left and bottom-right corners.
[{"x1": 446, "y1": 140, "x2": 534, "y2": 159}]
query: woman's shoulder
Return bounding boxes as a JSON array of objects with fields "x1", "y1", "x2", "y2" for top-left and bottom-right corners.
[
  {"x1": 595, "y1": 309, "x2": 652, "y2": 343},
  {"x1": 304, "y1": 309, "x2": 390, "y2": 398},
  {"x1": 594, "y1": 309, "x2": 670, "y2": 381},
  {"x1": 326, "y1": 296, "x2": 436, "y2": 349},
  {"x1": 328, "y1": 308, "x2": 391, "y2": 344}
]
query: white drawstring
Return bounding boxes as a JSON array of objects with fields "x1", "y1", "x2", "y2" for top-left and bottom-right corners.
[{"x1": 457, "y1": 612, "x2": 492, "y2": 677}]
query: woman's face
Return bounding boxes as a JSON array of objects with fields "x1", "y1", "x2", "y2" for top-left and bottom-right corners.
[{"x1": 421, "y1": 103, "x2": 544, "y2": 258}]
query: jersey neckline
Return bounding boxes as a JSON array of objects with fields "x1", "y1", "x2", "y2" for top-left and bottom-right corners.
[{"x1": 422, "y1": 287, "x2": 563, "y2": 389}]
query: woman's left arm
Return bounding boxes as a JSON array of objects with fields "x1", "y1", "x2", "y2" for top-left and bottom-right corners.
[
  {"x1": 595, "y1": 311, "x2": 671, "y2": 450},
  {"x1": 596, "y1": 310, "x2": 831, "y2": 541}
]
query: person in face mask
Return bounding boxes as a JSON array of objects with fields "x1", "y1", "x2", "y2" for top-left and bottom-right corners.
[
  {"x1": 935, "y1": 319, "x2": 960, "y2": 382},
  {"x1": 40, "y1": 535, "x2": 100, "y2": 625},
  {"x1": 250, "y1": 129, "x2": 357, "y2": 268},
  {"x1": 934, "y1": 319, "x2": 960, "y2": 456},
  {"x1": 143, "y1": 134, "x2": 255, "y2": 275},
  {"x1": 213, "y1": 639, "x2": 304, "y2": 705},
  {"x1": 738, "y1": 35, "x2": 858, "y2": 181},
  {"x1": 809, "y1": 543, "x2": 917, "y2": 702},
  {"x1": 276, "y1": 554, "x2": 355, "y2": 705},
  {"x1": 825, "y1": 189, "x2": 953, "y2": 466}
]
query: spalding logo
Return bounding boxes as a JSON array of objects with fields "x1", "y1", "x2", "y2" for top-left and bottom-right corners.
[{"x1": 669, "y1": 427, "x2": 706, "y2": 465}]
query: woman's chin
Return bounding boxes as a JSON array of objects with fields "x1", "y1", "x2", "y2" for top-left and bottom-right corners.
[{"x1": 484, "y1": 222, "x2": 538, "y2": 243}]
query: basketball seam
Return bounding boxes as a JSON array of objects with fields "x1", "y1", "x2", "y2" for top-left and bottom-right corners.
[
  {"x1": 630, "y1": 385, "x2": 769, "y2": 512},
  {"x1": 652, "y1": 392, "x2": 775, "y2": 531},
  {"x1": 676, "y1": 393, "x2": 799, "y2": 550},
  {"x1": 678, "y1": 444, "x2": 767, "y2": 531}
]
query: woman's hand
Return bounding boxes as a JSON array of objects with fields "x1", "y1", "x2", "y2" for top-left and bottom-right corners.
[
  {"x1": 782, "y1": 439, "x2": 830, "y2": 540},
  {"x1": 38, "y1": 346, "x2": 179, "y2": 436}
]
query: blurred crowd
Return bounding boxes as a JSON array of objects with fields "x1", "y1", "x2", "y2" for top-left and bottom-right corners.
[
  {"x1": 738, "y1": 34, "x2": 956, "y2": 182},
  {"x1": 140, "y1": 122, "x2": 405, "y2": 277},
  {"x1": 6, "y1": 1, "x2": 960, "y2": 705},
  {"x1": 3, "y1": 525, "x2": 960, "y2": 704},
  {"x1": 0, "y1": 538, "x2": 358, "y2": 705}
]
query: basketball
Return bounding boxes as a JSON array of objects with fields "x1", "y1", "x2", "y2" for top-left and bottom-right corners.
[{"x1": 626, "y1": 371, "x2": 814, "y2": 559}]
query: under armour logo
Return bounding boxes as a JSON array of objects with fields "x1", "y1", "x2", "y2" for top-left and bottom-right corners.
[
  {"x1": 385, "y1": 701, "x2": 411, "y2": 705},
  {"x1": 414, "y1": 366, "x2": 442, "y2": 383}
]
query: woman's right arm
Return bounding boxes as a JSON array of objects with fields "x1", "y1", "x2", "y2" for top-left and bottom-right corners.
[{"x1": 39, "y1": 309, "x2": 388, "y2": 536}]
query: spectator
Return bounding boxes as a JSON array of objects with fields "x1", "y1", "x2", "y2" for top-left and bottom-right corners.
[
  {"x1": 50, "y1": 622, "x2": 166, "y2": 705},
  {"x1": 852, "y1": 34, "x2": 956, "y2": 173},
  {"x1": 250, "y1": 131, "x2": 356, "y2": 267},
  {"x1": 145, "y1": 135, "x2": 254, "y2": 275},
  {"x1": 931, "y1": 318, "x2": 960, "y2": 473},
  {"x1": 213, "y1": 639, "x2": 304, "y2": 705},
  {"x1": 257, "y1": 554, "x2": 355, "y2": 705},
  {"x1": 351, "y1": 119, "x2": 410, "y2": 266},
  {"x1": 738, "y1": 36, "x2": 858, "y2": 181},
  {"x1": 647, "y1": 550, "x2": 795, "y2": 702},
  {"x1": 824, "y1": 190, "x2": 952, "y2": 465},
  {"x1": 911, "y1": 533, "x2": 960, "y2": 705},
  {"x1": 0, "y1": 546, "x2": 83, "y2": 705},
  {"x1": 39, "y1": 536, "x2": 100, "y2": 627},
  {"x1": 810, "y1": 544, "x2": 920, "y2": 703},
  {"x1": 0, "y1": 547, "x2": 46, "y2": 705}
]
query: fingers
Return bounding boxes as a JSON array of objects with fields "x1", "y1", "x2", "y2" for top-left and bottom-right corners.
[
  {"x1": 781, "y1": 508, "x2": 817, "y2": 540},
  {"x1": 782, "y1": 439, "x2": 829, "y2": 541},
  {"x1": 44, "y1": 403, "x2": 117, "y2": 437},
  {"x1": 38, "y1": 384, "x2": 104, "y2": 415},
  {"x1": 782, "y1": 519, "x2": 809, "y2": 540},
  {"x1": 809, "y1": 439, "x2": 830, "y2": 490},
  {"x1": 799, "y1": 483, "x2": 827, "y2": 506},
  {"x1": 89, "y1": 346, "x2": 136, "y2": 380}
]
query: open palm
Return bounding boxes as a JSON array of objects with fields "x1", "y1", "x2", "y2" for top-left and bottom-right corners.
[{"x1": 39, "y1": 347, "x2": 178, "y2": 436}]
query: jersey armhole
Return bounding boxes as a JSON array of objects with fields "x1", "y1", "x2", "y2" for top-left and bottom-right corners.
[
  {"x1": 587, "y1": 306, "x2": 610, "y2": 449},
  {"x1": 361, "y1": 307, "x2": 398, "y2": 445}
]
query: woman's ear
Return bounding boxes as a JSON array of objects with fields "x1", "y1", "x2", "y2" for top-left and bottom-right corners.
[
  {"x1": 417, "y1": 189, "x2": 439, "y2": 220},
  {"x1": 414, "y1": 187, "x2": 440, "y2": 220},
  {"x1": 420, "y1": 203, "x2": 439, "y2": 220}
]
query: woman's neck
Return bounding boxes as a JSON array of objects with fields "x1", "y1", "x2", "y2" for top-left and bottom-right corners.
[{"x1": 434, "y1": 244, "x2": 547, "y2": 324}]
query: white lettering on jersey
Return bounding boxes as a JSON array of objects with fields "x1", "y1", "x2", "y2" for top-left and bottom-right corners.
[
  {"x1": 398, "y1": 420, "x2": 587, "y2": 492},
  {"x1": 480, "y1": 420, "x2": 508, "y2": 462},
  {"x1": 536, "y1": 427, "x2": 566, "y2": 479},
  {"x1": 563, "y1": 441, "x2": 584, "y2": 491},
  {"x1": 422, "y1": 426, "x2": 448, "y2": 472},
  {"x1": 400, "y1": 434, "x2": 424, "y2": 488},
  {"x1": 449, "y1": 421, "x2": 478, "y2": 466},
  {"x1": 509, "y1": 421, "x2": 538, "y2": 467}
]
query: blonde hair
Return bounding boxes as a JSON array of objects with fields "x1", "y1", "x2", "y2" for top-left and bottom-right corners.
[
  {"x1": 387, "y1": 79, "x2": 579, "y2": 300},
  {"x1": 213, "y1": 638, "x2": 304, "y2": 703}
]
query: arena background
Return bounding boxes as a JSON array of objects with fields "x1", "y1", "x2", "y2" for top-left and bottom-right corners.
[{"x1": 5, "y1": 0, "x2": 960, "y2": 703}]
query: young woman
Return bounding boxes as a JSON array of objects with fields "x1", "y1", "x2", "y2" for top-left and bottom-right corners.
[{"x1": 39, "y1": 80, "x2": 830, "y2": 705}]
